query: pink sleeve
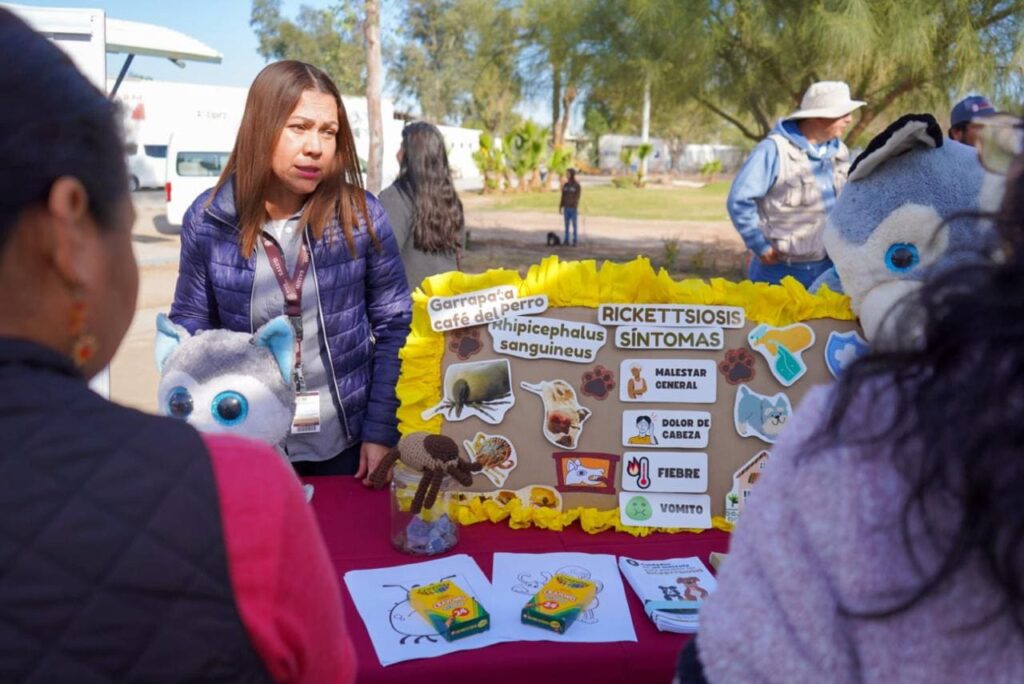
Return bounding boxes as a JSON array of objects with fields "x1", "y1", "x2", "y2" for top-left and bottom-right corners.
[{"x1": 203, "y1": 434, "x2": 356, "y2": 684}]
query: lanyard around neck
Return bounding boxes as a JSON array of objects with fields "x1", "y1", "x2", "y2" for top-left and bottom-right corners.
[{"x1": 261, "y1": 234, "x2": 311, "y2": 390}]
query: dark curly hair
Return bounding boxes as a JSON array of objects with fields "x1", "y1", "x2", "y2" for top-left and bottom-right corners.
[
  {"x1": 818, "y1": 158, "x2": 1024, "y2": 632},
  {"x1": 394, "y1": 122, "x2": 463, "y2": 255},
  {"x1": 0, "y1": 8, "x2": 127, "y2": 254}
]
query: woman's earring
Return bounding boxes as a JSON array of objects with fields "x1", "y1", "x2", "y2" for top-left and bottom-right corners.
[{"x1": 69, "y1": 290, "x2": 98, "y2": 367}]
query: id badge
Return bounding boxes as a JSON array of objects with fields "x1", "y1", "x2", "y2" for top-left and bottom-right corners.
[{"x1": 291, "y1": 391, "x2": 321, "y2": 434}]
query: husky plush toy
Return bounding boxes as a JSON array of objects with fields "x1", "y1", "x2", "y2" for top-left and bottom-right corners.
[
  {"x1": 154, "y1": 314, "x2": 313, "y2": 499},
  {"x1": 812, "y1": 114, "x2": 1000, "y2": 342},
  {"x1": 155, "y1": 314, "x2": 296, "y2": 443}
]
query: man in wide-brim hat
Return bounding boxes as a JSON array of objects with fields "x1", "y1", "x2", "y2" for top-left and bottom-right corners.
[{"x1": 727, "y1": 81, "x2": 866, "y2": 288}]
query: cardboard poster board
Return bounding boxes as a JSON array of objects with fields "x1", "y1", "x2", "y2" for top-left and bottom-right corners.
[{"x1": 396, "y1": 257, "x2": 861, "y2": 532}]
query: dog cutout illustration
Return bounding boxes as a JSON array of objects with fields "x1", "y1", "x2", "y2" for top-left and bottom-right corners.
[
  {"x1": 564, "y1": 458, "x2": 606, "y2": 487},
  {"x1": 734, "y1": 385, "x2": 791, "y2": 444},
  {"x1": 511, "y1": 571, "x2": 552, "y2": 595},
  {"x1": 747, "y1": 323, "x2": 815, "y2": 387},
  {"x1": 677, "y1": 575, "x2": 709, "y2": 601},
  {"x1": 520, "y1": 379, "x2": 592, "y2": 449}
]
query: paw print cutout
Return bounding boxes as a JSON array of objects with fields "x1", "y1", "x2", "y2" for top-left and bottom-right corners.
[
  {"x1": 447, "y1": 327, "x2": 483, "y2": 360},
  {"x1": 580, "y1": 365, "x2": 616, "y2": 400},
  {"x1": 719, "y1": 348, "x2": 756, "y2": 385}
]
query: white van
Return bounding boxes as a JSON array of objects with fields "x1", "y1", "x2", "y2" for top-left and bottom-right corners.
[
  {"x1": 165, "y1": 130, "x2": 235, "y2": 226},
  {"x1": 125, "y1": 141, "x2": 168, "y2": 190}
]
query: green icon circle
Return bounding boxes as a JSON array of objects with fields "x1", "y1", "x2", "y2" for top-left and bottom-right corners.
[{"x1": 625, "y1": 495, "x2": 653, "y2": 521}]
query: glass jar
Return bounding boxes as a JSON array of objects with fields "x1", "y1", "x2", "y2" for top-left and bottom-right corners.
[{"x1": 390, "y1": 462, "x2": 459, "y2": 555}]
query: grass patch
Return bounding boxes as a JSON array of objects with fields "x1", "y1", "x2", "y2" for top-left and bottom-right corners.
[{"x1": 475, "y1": 181, "x2": 731, "y2": 221}]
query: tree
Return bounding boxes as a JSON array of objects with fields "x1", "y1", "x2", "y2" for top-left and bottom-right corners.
[
  {"x1": 579, "y1": 0, "x2": 1022, "y2": 150},
  {"x1": 250, "y1": 0, "x2": 365, "y2": 93},
  {"x1": 586, "y1": 0, "x2": 708, "y2": 176},
  {"x1": 462, "y1": 1, "x2": 524, "y2": 136},
  {"x1": 635, "y1": 142, "x2": 653, "y2": 186},
  {"x1": 503, "y1": 121, "x2": 549, "y2": 192},
  {"x1": 547, "y1": 145, "x2": 574, "y2": 190},
  {"x1": 364, "y1": 0, "x2": 383, "y2": 193},
  {"x1": 390, "y1": 0, "x2": 473, "y2": 123},
  {"x1": 472, "y1": 132, "x2": 507, "y2": 192},
  {"x1": 390, "y1": 0, "x2": 523, "y2": 131},
  {"x1": 522, "y1": 0, "x2": 594, "y2": 150},
  {"x1": 695, "y1": 0, "x2": 1024, "y2": 144}
]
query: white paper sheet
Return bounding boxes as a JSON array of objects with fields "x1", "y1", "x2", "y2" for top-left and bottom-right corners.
[
  {"x1": 342, "y1": 554, "x2": 504, "y2": 666},
  {"x1": 490, "y1": 552, "x2": 637, "y2": 643}
]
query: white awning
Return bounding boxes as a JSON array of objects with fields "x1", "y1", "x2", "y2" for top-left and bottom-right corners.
[{"x1": 105, "y1": 17, "x2": 221, "y2": 64}]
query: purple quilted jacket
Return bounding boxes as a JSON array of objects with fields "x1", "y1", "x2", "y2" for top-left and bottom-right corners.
[{"x1": 169, "y1": 178, "x2": 412, "y2": 447}]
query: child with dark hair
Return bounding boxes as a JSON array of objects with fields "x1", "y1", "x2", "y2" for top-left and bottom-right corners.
[
  {"x1": 380, "y1": 121, "x2": 464, "y2": 290},
  {"x1": 678, "y1": 115, "x2": 1024, "y2": 682},
  {"x1": 0, "y1": 9, "x2": 355, "y2": 681}
]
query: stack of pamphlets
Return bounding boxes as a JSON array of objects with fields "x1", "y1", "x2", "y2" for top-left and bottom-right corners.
[{"x1": 617, "y1": 556, "x2": 717, "y2": 633}]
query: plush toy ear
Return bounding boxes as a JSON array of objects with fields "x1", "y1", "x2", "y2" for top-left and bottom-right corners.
[
  {"x1": 848, "y1": 114, "x2": 943, "y2": 181},
  {"x1": 254, "y1": 316, "x2": 295, "y2": 385},
  {"x1": 154, "y1": 313, "x2": 190, "y2": 372}
]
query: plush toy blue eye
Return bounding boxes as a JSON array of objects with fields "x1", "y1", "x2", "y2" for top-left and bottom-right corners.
[
  {"x1": 212, "y1": 391, "x2": 248, "y2": 426},
  {"x1": 885, "y1": 243, "x2": 920, "y2": 273},
  {"x1": 167, "y1": 386, "x2": 193, "y2": 419}
]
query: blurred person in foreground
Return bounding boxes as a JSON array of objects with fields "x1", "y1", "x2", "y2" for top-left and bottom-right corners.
[
  {"x1": 0, "y1": 9, "x2": 355, "y2": 682},
  {"x1": 678, "y1": 114, "x2": 1024, "y2": 682}
]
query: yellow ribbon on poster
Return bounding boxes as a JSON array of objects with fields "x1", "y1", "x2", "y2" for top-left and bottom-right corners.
[
  {"x1": 398, "y1": 255, "x2": 852, "y2": 435},
  {"x1": 397, "y1": 256, "x2": 852, "y2": 535}
]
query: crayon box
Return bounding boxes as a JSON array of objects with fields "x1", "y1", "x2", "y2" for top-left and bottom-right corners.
[
  {"x1": 408, "y1": 579, "x2": 490, "y2": 642},
  {"x1": 520, "y1": 573, "x2": 597, "y2": 634}
]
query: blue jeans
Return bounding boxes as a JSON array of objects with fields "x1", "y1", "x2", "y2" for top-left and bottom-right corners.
[
  {"x1": 563, "y1": 207, "x2": 578, "y2": 245},
  {"x1": 747, "y1": 255, "x2": 833, "y2": 290}
]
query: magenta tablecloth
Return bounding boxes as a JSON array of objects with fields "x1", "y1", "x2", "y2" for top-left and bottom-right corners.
[{"x1": 308, "y1": 476, "x2": 730, "y2": 684}]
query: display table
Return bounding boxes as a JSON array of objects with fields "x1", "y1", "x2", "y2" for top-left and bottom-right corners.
[{"x1": 308, "y1": 476, "x2": 730, "y2": 684}]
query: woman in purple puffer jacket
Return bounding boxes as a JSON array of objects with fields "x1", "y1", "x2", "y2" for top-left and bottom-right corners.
[{"x1": 170, "y1": 61, "x2": 411, "y2": 481}]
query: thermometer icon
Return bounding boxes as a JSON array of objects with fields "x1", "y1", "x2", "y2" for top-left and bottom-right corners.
[{"x1": 627, "y1": 456, "x2": 651, "y2": 490}]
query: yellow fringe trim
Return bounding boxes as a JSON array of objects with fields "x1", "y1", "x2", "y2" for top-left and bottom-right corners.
[
  {"x1": 447, "y1": 497, "x2": 734, "y2": 537},
  {"x1": 398, "y1": 256, "x2": 852, "y2": 435}
]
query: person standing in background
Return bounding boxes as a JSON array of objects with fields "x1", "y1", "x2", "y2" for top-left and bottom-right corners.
[
  {"x1": 560, "y1": 168, "x2": 582, "y2": 246},
  {"x1": 948, "y1": 95, "x2": 998, "y2": 147},
  {"x1": 727, "y1": 81, "x2": 865, "y2": 288},
  {"x1": 380, "y1": 122, "x2": 463, "y2": 291}
]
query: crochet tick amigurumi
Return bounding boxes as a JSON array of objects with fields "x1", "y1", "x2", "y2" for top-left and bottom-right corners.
[{"x1": 370, "y1": 432, "x2": 482, "y2": 515}]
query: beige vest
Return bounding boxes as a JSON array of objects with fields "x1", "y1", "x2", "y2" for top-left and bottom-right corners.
[{"x1": 755, "y1": 134, "x2": 849, "y2": 261}]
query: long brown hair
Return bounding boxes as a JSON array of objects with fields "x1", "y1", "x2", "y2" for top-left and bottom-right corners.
[
  {"x1": 394, "y1": 122, "x2": 463, "y2": 254},
  {"x1": 210, "y1": 60, "x2": 374, "y2": 257}
]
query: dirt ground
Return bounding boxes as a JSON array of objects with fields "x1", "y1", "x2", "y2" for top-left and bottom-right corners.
[{"x1": 112, "y1": 190, "x2": 745, "y2": 414}]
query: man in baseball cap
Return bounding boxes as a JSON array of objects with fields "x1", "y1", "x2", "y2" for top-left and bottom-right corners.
[
  {"x1": 949, "y1": 95, "x2": 998, "y2": 147},
  {"x1": 727, "y1": 81, "x2": 866, "y2": 287}
]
